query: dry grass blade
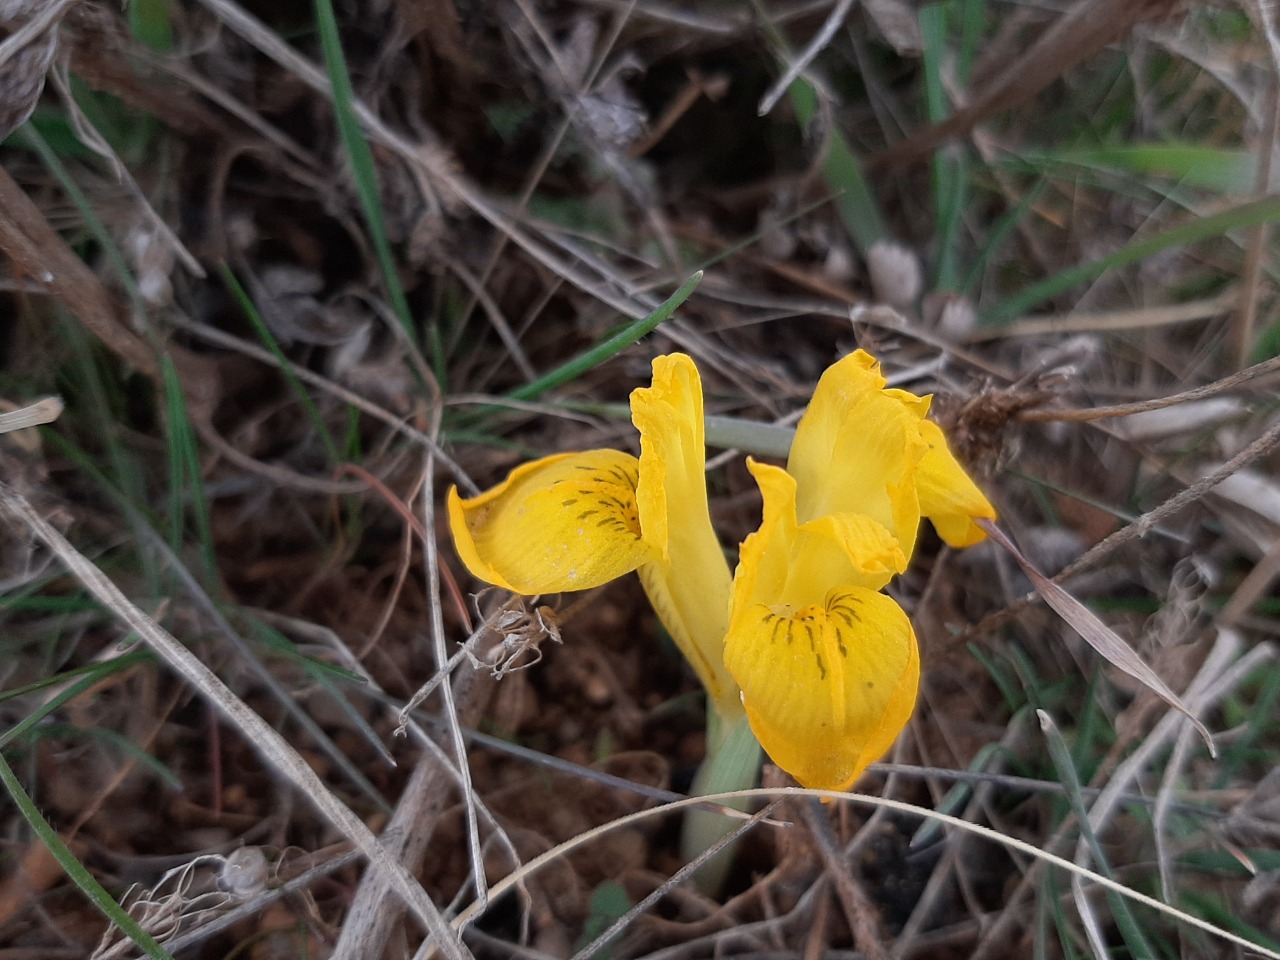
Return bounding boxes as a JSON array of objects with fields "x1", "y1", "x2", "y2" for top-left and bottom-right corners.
[
  {"x1": 965, "y1": 288, "x2": 1239, "y2": 342},
  {"x1": 757, "y1": 0, "x2": 857, "y2": 116},
  {"x1": 570, "y1": 802, "x2": 783, "y2": 960},
  {"x1": 0, "y1": 395, "x2": 62, "y2": 433},
  {"x1": 0, "y1": 165, "x2": 219, "y2": 417},
  {"x1": 963, "y1": 417, "x2": 1280, "y2": 643},
  {"x1": 453, "y1": 788, "x2": 1280, "y2": 960},
  {"x1": 977, "y1": 519, "x2": 1215, "y2": 754},
  {"x1": 798, "y1": 799, "x2": 889, "y2": 960},
  {"x1": 0, "y1": 481, "x2": 472, "y2": 960}
]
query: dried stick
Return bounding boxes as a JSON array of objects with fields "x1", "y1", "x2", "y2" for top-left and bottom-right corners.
[
  {"x1": 869, "y1": 0, "x2": 1180, "y2": 170},
  {"x1": 798, "y1": 800, "x2": 889, "y2": 960},
  {"x1": 1018, "y1": 355, "x2": 1280, "y2": 423}
]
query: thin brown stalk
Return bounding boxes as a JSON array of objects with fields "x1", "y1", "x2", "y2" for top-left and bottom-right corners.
[
  {"x1": 798, "y1": 800, "x2": 889, "y2": 960},
  {"x1": 1018, "y1": 355, "x2": 1280, "y2": 422},
  {"x1": 869, "y1": 0, "x2": 1182, "y2": 170}
]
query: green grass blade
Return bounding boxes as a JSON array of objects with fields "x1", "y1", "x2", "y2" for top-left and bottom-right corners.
[
  {"x1": 961, "y1": 179, "x2": 1046, "y2": 295},
  {"x1": 0, "y1": 594, "x2": 98, "y2": 614},
  {"x1": 986, "y1": 194, "x2": 1280, "y2": 324},
  {"x1": 966, "y1": 643, "x2": 1024, "y2": 714},
  {"x1": 1179, "y1": 891, "x2": 1280, "y2": 954},
  {"x1": 18, "y1": 128, "x2": 144, "y2": 309},
  {"x1": 0, "y1": 749, "x2": 176, "y2": 960},
  {"x1": 954, "y1": 0, "x2": 986, "y2": 86},
  {"x1": 246, "y1": 618, "x2": 395, "y2": 771},
  {"x1": 1039, "y1": 710, "x2": 1158, "y2": 959},
  {"x1": 38, "y1": 724, "x2": 184, "y2": 791},
  {"x1": 507, "y1": 272, "x2": 703, "y2": 401},
  {"x1": 1022, "y1": 144, "x2": 1259, "y2": 195},
  {"x1": 128, "y1": 0, "x2": 173, "y2": 52},
  {"x1": 788, "y1": 77, "x2": 888, "y2": 254},
  {"x1": 311, "y1": 0, "x2": 415, "y2": 340},
  {"x1": 0, "y1": 650, "x2": 150, "y2": 708},
  {"x1": 219, "y1": 264, "x2": 341, "y2": 462},
  {"x1": 748, "y1": 0, "x2": 888, "y2": 254},
  {"x1": 921, "y1": 3, "x2": 966, "y2": 290},
  {"x1": 0, "y1": 652, "x2": 153, "y2": 747},
  {"x1": 160, "y1": 355, "x2": 216, "y2": 581}
]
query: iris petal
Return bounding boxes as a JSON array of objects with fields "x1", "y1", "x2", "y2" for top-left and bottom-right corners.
[
  {"x1": 631, "y1": 354, "x2": 738, "y2": 714},
  {"x1": 724, "y1": 586, "x2": 918, "y2": 792},
  {"x1": 916, "y1": 419, "x2": 997, "y2": 547},
  {"x1": 447, "y1": 449, "x2": 652, "y2": 594},
  {"x1": 787, "y1": 350, "x2": 928, "y2": 550},
  {"x1": 735, "y1": 460, "x2": 905, "y2": 608},
  {"x1": 726, "y1": 460, "x2": 917, "y2": 789}
]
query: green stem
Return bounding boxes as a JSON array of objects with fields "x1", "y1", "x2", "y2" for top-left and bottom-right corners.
[{"x1": 679, "y1": 711, "x2": 763, "y2": 894}]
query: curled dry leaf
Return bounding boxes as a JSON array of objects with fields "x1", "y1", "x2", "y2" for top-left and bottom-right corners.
[
  {"x1": 0, "y1": 0, "x2": 65, "y2": 140},
  {"x1": 0, "y1": 395, "x2": 63, "y2": 436},
  {"x1": 977, "y1": 518, "x2": 1216, "y2": 755},
  {"x1": 867, "y1": 239, "x2": 922, "y2": 309},
  {"x1": 863, "y1": 0, "x2": 923, "y2": 56}
]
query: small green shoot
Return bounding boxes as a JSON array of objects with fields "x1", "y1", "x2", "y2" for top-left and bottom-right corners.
[
  {"x1": 311, "y1": 0, "x2": 415, "y2": 342},
  {"x1": 506, "y1": 271, "x2": 704, "y2": 402},
  {"x1": 0, "y1": 749, "x2": 176, "y2": 960},
  {"x1": 575, "y1": 881, "x2": 632, "y2": 959},
  {"x1": 160, "y1": 356, "x2": 216, "y2": 583}
]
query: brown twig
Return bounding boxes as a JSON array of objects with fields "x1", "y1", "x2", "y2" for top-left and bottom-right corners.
[
  {"x1": 1017, "y1": 355, "x2": 1280, "y2": 422},
  {"x1": 797, "y1": 799, "x2": 889, "y2": 960}
]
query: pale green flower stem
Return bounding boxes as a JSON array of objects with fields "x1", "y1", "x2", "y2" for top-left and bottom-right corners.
[{"x1": 679, "y1": 705, "x2": 764, "y2": 892}]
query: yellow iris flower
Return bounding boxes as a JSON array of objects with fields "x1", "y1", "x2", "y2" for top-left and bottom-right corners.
[
  {"x1": 723, "y1": 350, "x2": 995, "y2": 791},
  {"x1": 447, "y1": 350, "x2": 995, "y2": 792}
]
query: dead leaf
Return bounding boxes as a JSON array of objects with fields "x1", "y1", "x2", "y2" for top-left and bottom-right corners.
[{"x1": 978, "y1": 518, "x2": 1216, "y2": 755}]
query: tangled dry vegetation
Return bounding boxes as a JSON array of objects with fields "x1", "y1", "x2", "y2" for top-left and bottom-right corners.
[{"x1": 2, "y1": 1, "x2": 1280, "y2": 958}]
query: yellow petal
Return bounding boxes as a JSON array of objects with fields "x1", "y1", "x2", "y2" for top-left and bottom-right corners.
[
  {"x1": 631, "y1": 354, "x2": 715, "y2": 567},
  {"x1": 787, "y1": 350, "x2": 928, "y2": 550},
  {"x1": 736, "y1": 460, "x2": 905, "y2": 609},
  {"x1": 916, "y1": 419, "x2": 997, "y2": 547},
  {"x1": 724, "y1": 586, "x2": 918, "y2": 792},
  {"x1": 447, "y1": 449, "x2": 652, "y2": 594},
  {"x1": 795, "y1": 512, "x2": 908, "y2": 592},
  {"x1": 731, "y1": 461, "x2": 801, "y2": 618},
  {"x1": 631, "y1": 354, "x2": 738, "y2": 714}
]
